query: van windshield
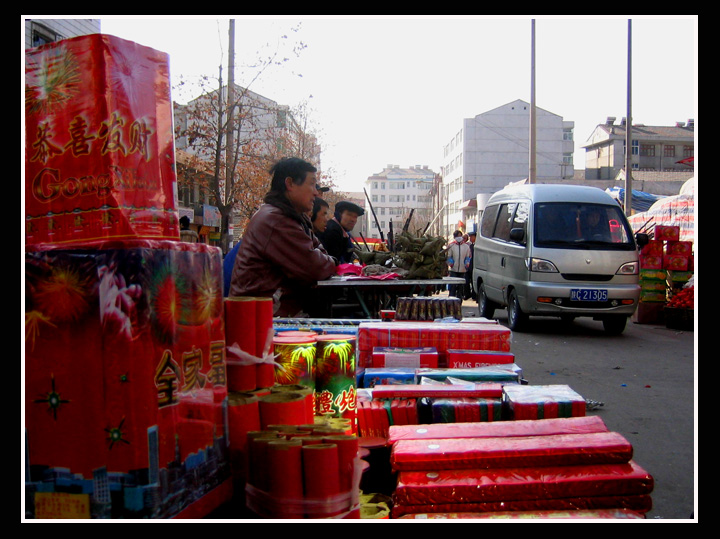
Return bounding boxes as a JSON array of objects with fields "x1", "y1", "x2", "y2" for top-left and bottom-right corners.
[{"x1": 534, "y1": 202, "x2": 636, "y2": 250}]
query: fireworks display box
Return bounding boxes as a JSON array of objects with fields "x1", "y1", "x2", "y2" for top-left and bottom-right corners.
[
  {"x1": 371, "y1": 347, "x2": 438, "y2": 368},
  {"x1": 25, "y1": 34, "x2": 180, "y2": 247},
  {"x1": 446, "y1": 349, "x2": 515, "y2": 368},
  {"x1": 24, "y1": 240, "x2": 230, "y2": 519},
  {"x1": 654, "y1": 225, "x2": 680, "y2": 242},
  {"x1": 358, "y1": 322, "x2": 512, "y2": 368}
]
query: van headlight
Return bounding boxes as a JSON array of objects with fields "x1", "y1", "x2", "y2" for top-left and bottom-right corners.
[
  {"x1": 529, "y1": 257, "x2": 559, "y2": 273},
  {"x1": 616, "y1": 261, "x2": 639, "y2": 275}
]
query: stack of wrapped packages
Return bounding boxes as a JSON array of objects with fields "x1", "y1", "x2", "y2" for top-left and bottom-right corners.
[
  {"x1": 388, "y1": 416, "x2": 654, "y2": 519},
  {"x1": 24, "y1": 34, "x2": 232, "y2": 519}
]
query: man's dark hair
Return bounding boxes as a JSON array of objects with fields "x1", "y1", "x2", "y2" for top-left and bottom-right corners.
[{"x1": 268, "y1": 157, "x2": 317, "y2": 193}]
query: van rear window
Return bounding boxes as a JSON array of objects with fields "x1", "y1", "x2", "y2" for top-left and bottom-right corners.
[{"x1": 534, "y1": 202, "x2": 635, "y2": 250}]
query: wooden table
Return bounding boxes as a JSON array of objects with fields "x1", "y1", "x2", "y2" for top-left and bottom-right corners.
[{"x1": 314, "y1": 276, "x2": 466, "y2": 319}]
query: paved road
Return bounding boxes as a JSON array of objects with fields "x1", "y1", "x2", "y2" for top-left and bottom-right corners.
[{"x1": 461, "y1": 299, "x2": 696, "y2": 520}]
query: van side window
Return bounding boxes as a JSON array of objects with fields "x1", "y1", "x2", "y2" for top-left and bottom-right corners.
[
  {"x1": 480, "y1": 204, "x2": 499, "y2": 238},
  {"x1": 493, "y1": 202, "x2": 528, "y2": 242}
]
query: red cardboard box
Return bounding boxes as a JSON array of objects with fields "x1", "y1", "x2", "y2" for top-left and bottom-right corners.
[
  {"x1": 372, "y1": 347, "x2": 439, "y2": 368},
  {"x1": 25, "y1": 34, "x2": 179, "y2": 247},
  {"x1": 446, "y1": 349, "x2": 514, "y2": 368},
  {"x1": 640, "y1": 240, "x2": 664, "y2": 256},
  {"x1": 654, "y1": 225, "x2": 680, "y2": 242},
  {"x1": 25, "y1": 240, "x2": 229, "y2": 518},
  {"x1": 663, "y1": 254, "x2": 689, "y2": 271},
  {"x1": 666, "y1": 241, "x2": 693, "y2": 256},
  {"x1": 639, "y1": 255, "x2": 663, "y2": 270},
  {"x1": 502, "y1": 384, "x2": 586, "y2": 419}
]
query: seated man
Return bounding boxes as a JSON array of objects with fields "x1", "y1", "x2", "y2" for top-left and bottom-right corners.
[
  {"x1": 229, "y1": 157, "x2": 337, "y2": 317},
  {"x1": 318, "y1": 200, "x2": 365, "y2": 264}
]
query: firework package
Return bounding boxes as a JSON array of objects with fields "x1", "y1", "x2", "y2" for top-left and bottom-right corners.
[
  {"x1": 225, "y1": 297, "x2": 275, "y2": 391},
  {"x1": 388, "y1": 416, "x2": 654, "y2": 518},
  {"x1": 25, "y1": 34, "x2": 179, "y2": 247},
  {"x1": 25, "y1": 240, "x2": 229, "y2": 519}
]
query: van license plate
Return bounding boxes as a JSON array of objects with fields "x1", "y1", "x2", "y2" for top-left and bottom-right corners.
[{"x1": 570, "y1": 289, "x2": 608, "y2": 301}]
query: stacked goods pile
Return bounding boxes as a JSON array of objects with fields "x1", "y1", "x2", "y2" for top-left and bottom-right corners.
[
  {"x1": 388, "y1": 417, "x2": 654, "y2": 518},
  {"x1": 391, "y1": 232, "x2": 448, "y2": 279},
  {"x1": 243, "y1": 425, "x2": 362, "y2": 519},
  {"x1": 635, "y1": 225, "x2": 695, "y2": 325},
  {"x1": 24, "y1": 35, "x2": 232, "y2": 519},
  {"x1": 356, "y1": 320, "x2": 512, "y2": 369}
]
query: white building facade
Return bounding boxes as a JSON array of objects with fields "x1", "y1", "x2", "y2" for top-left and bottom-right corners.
[
  {"x1": 440, "y1": 99, "x2": 574, "y2": 236},
  {"x1": 363, "y1": 165, "x2": 437, "y2": 240}
]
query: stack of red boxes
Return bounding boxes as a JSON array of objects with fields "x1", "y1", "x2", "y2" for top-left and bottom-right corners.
[
  {"x1": 24, "y1": 35, "x2": 231, "y2": 519},
  {"x1": 388, "y1": 416, "x2": 654, "y2": 518}
]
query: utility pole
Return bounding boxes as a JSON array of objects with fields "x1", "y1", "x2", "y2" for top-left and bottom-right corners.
[
  {"x1": 529, "y1": 19, "x2": 537, "y2": 184},
  {"x1": 224, "y1": 19, "x2": 236, "y2": 252},
  {"x1": 624, "y1": 19, "x2": 633, "y2": 216}
]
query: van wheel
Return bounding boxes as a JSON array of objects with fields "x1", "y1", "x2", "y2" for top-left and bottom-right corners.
[
  {"x1": 602, "y1": 315, "x2": 628, "y2": 335},
  {"x1": 477, "y1": 283, "x2": 496, "y2": 319},
  {"x1": 507, "y1": 289, "x2": 528, "y2": 331}
]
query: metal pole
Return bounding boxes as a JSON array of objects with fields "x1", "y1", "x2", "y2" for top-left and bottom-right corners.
[
  {"x1": 624, "y1": 19, "x2": 633, "y2": 215},
  {"x1": 529, "y1": 19, "x2": 537, "y2": 184}
]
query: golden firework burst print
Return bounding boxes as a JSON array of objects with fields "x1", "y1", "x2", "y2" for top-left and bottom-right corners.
[{"x1": 25, "y1": 45, "x2": 82, "y2": 116}]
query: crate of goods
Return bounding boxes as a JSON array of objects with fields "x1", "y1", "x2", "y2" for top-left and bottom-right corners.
[
  {"x1": 372, "y1": 347, "x2": 439, "y2": 368},
  {"x1": 665, "y1": 286, "x2": 694, "y2": 331},
  {"x1": 502, "y1": 384, "x2": 586, "y2": 420}
]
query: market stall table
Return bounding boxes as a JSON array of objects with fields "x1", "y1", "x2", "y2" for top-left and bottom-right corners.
[{"x1": 315, "y1": 276, "x2": 466, "y2": 319}]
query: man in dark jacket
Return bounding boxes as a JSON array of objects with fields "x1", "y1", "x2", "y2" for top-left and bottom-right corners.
[
  {"x1": 229, "y1": 158, "x2": 337, "y2": 316},
  {"x1": 318, "y1": 200, "x2": 365, "y2": 264}
]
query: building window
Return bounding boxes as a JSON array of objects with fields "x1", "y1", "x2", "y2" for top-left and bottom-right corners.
[
  {"x1": 640, "y1": 144, "x2": 656, "y2": 157},
  {"x1": 664, "y1": 145, "x2": 676, "y2": 157},
  {"x1": 683, "y1": 146, "x2": 694, "y2": 158}
]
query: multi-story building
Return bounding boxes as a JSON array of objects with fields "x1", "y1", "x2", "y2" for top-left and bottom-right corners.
[
  {"x1": 24, "y1": 18, "x2": 100, "y2": 49},
  {"x1": 363, "y1": 165, "x2": 437, "y2": 241},
  {"x1": 439, "y1": 99, "x2": 574, "y2": 237},
  {"x1": 582, "y1": 117, "x2": 695, "y2": 180}
]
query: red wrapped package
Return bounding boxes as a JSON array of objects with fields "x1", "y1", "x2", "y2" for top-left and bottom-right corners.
[
  {"x1": 394, "y1": 503, "x2": 650, "y2": 519},
  {"x1": 25, "y1": 34, "x2": 179, "y2": 246},
  {"x1": 446, "y1": 349, "x2": 514, "y2": 367},
  {"x1": 393, "y1": 461, "x2": 654, "y2": 505},
  {"x1": 503, "y1": 384, "x2": 586, "y2": 419},
  {"x1": 391, "y1": 431, "x2": 633, "y2": 471},
  {"x1": 372, "y1": 382, "x2": 503, "y2": 400},
  {"x1": 388, "y1": 415, "x2": 609, "y2": 444}
]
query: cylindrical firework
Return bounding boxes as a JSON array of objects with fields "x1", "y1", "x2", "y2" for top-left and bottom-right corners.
[
  {"x1": 273, "y1": 335, "x2": 317, "y2": 389},
  {"x1": 258, "y1": 391, "x2": 309, "y2": 430},
  {"x1": 224, "y1": 297, "x2": 257, "y2": 356},
  {"x1": 266, "y1": 439, "x2": 304, "y2": 518},
  {"x1": 271, "y1": 384, "x2": 315, "y2": 423},
  {"x1": 314, "y1": 335, "x2": 357, "y2": 428},
  {"x1": 302, "y1": 443, "x2": 341, "y2": 518},
  {"x1": 255, "y1": 297, "x2": 275, "y2": 388}
]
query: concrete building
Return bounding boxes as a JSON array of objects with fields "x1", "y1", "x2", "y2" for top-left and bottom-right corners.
[
  {"x1": 439, "y1": 99, "x2": 575, "y2": 237},
  {"x1": 363, "y1": 165, "x2": 437, "y2": 241},
  {"x1": 582, "y1": 117, "x2": 695, "y2": 180},
  {"x1": 24, "y1": 18, "x2": 100, "y2": 49}
]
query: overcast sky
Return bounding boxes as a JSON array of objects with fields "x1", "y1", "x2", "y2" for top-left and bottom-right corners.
[{"x1": 97, "y1": 15, "x2": 697, "y2": 192}]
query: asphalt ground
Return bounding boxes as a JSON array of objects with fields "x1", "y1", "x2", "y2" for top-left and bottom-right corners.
[{"x1": 459, "y1": 294, "x2": 697, "y2": 521}]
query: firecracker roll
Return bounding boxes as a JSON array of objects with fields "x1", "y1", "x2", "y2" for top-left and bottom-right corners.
[
  {"x1": 393, "y1": 460, "x2": 654, "y2": 506},
  {"x1": 258, "y1": 392, "x2": 310, "y2": 430},
  {"x1": 417, "y1": 365, "x2": 523, "y2": 384},
  {"x1": 255, "y1": 297, "x2": 276, "y2": 388},
  {"x1": 266, "y1": 439, "x2": 305, "y2": 518},
  {"x1": 503, "y1": 384, "x2": 586, "y2": 419},
  {"x1": 302, "y1": 443, "x2": 342, "y2": 518},
  {"x1": 270, "y1": 384, "x2": 315, "y2": 423}
]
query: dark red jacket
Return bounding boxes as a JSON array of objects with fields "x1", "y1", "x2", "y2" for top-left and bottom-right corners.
[{"x1": 229, "y1": 203, "x2": 336, "y2": 316}]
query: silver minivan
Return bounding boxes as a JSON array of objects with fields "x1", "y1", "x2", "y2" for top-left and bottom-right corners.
[{"x1": 473, "y1": 184, "x2": 645, "y2": 334}]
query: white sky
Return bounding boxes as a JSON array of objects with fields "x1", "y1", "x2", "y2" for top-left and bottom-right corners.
[{"x1": 97, "y1": 15, "x2": 697, "y2": 192}]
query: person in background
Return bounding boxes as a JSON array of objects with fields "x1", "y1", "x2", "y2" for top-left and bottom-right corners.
[
  {"x1": 229, "y1": 157, "x2": 337, "y2": 316},
  {"x1": 466, "y1": 231, "x2": 477, "y2": 300},
  {"x1": 446, "y1": 230, "x2": 471, "y2": 299},
  {"x1": 318, "y1": 200, "x2": 364, "y2": 264},
  {"x1": 223, "y1": 240, "x2": 242, "y2": 297},
  {"x1": 179, "y1": 215, "x2": 199, "y2": 243},
  {"x1": 311, "y1": 196, "x2": 331, "y2": 236}
]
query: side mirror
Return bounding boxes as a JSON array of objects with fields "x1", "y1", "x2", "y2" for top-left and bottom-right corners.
[
  {"x1": 635, "y1": 232, "x2": 649, "y2": 249},
  {"x1": 509, "y1": 228, "x2": 525, "y2": 244}
]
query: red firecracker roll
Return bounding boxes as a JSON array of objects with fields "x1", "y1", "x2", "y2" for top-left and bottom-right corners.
[
  {"x1": 266, "y1": 439, "x2": 305, "y2": 518},
  {"x1": 302, "y1": 443, "x2": 341, "y2": 518},
  {"x1": 224, "y1": 297, "x2": 257, "y2": 356},
  {"x1": 258, "y1": 392, "x2": 309, "y2": 430},
  {"x1": 322, "y1": 434, "x2": 359, "y2": 492}
]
